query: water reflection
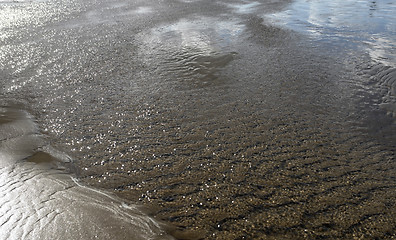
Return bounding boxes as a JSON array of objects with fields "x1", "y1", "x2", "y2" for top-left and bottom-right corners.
[
  {"x1": 227, "y1": 1, "x2": 261, "y2": 14},
  {"x1": 3, "y1": 0, "x2": 396, "y2": 238},
  {"x1": 148, "y1": 17, "x2": 244, "y2": 53},
  {"x1": 139, "y1": 17, "x2": 244, "y2": 88},
  {"x1": 134, "y1": 6, "x2": 152, "y2": 14},
  {"x1": 266, "y1": 0, "x2": 396, "y2": 67}
]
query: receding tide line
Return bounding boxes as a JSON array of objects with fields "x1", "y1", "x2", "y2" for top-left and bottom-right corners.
[{"x1": 0, "y1": 106, "x2": 174, "y2": 240}]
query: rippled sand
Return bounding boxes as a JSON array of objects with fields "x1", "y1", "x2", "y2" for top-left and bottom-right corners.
[
  {"x1": 0, "y1": 107, "x2": 175, "y2": 239},
  {"x1": 1, "y1": 0, "x2": 396, "y2": 239}
]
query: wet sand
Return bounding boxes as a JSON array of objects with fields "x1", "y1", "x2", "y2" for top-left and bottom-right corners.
[
  {"x1": 0, "y1": 106, "x2": 174, "y2": 239},
  {"x1": 1, "y1": 0, "x2": 396, "y2": 239}
]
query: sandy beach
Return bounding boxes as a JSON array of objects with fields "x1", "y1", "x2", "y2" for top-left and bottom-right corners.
[{"x1": 1, "y1": 0, "x2": 396, "y2": 239}]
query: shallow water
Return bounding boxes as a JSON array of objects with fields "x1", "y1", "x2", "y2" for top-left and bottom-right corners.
[
  {"x1": 0, "y1": 106, "x2": 174, "y2": 239},
  {"x1": 267, "y1": 0, "x2": 396, "y2": 119},
  {"x1": 1, "y1": 0, "x2": 396, "y2": 239},
  {"x1": 267, "y1": 0, "x2": 396, "y2": 66}
]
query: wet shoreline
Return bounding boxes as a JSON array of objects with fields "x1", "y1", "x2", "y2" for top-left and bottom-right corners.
[
  {"x1": 1, "y1": 0, "x2": 396, "y2": 239},
  {"x1": 0, "y1": 106, "x2": 175, "y2": 239}
]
